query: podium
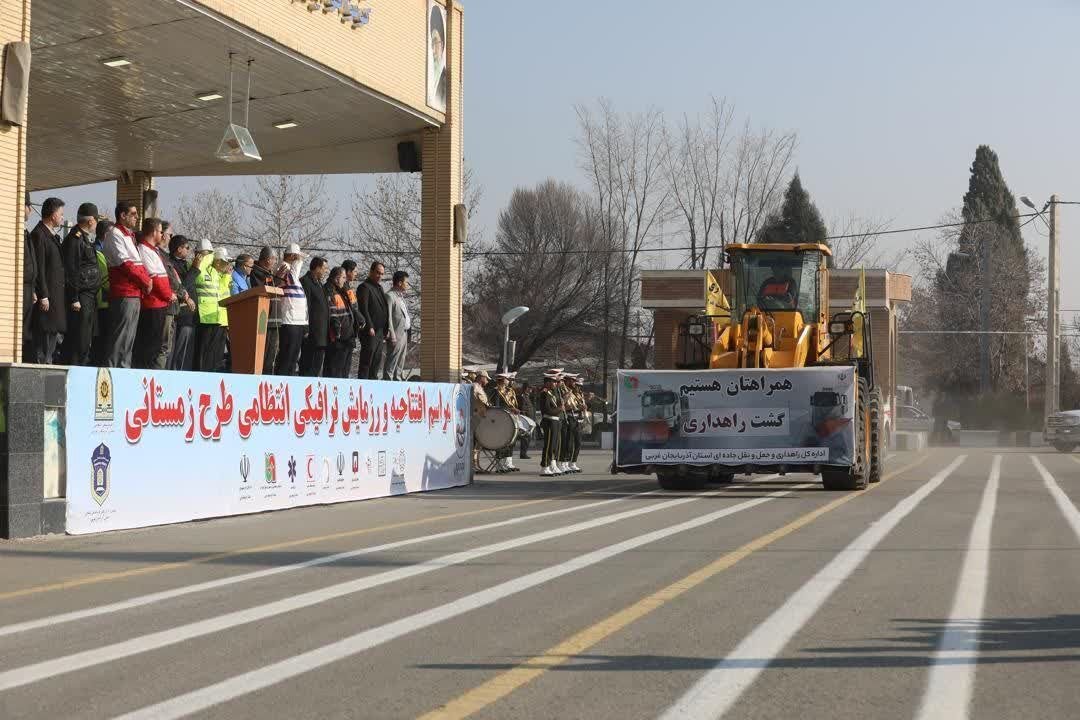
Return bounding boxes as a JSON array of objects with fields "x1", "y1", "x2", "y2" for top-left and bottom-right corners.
[{"x1": 219, "y1": 285, "x2": 284, "y2": 374}]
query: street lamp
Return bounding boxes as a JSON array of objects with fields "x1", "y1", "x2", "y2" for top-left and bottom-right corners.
[{"x1": 500, "y1": 306, "x2": 529, "y2": 372}]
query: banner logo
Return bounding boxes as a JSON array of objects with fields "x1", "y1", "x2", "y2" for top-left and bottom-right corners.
[
  {"x1": 378, "y1": 450, "x2": 387, "y2": 477},
  {"x1": 94, "y1": 368, "x2": 114, "y2": 421},
  {"x1": 351, "y1": 451, "x2": 359, "y2": 474},
  {"x1": 240, "y1": 454, "x2": 251, "y2": 482},
  {"x1": 336, "y1": 451, "x2": 346, "y2": 478},
  {"x1": 288, "y1": 456, "x2": 297, "y2": 483},
  {"x1": 265, "y1": 453, "x2": 277, "y2": 484},
  {"x1": 91, "y1": 444, "x2": 111, "y2": 506},
  {"x1": 306, "y1": 454, "x2": 315, "y2": 481}
]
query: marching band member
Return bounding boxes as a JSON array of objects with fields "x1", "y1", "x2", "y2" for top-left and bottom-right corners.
[{"x1": 539, "y1": 370, "x2": 564, "y2": 476}]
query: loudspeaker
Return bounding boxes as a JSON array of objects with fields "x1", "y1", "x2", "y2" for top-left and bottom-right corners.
[
  {"x1": 453, "y1": 203, "x2": 467, "y2": 245},
  {"x1": 1, "y1": 41, "x2": 30, "y2": 127},
  {"x1": 143, "y1": 188, "x2": 159, "y2": 219},
  {"x1": 397, "y1": 141, "x2": 421, "y2": 172}
]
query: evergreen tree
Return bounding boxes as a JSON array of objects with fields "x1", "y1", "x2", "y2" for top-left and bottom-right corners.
[
  {"x1": 756, "y1": 173, "x2": 829, "y2": 248},
  {"x1": 930, "y1": 145, "x2": 1033, "y2": 396}
]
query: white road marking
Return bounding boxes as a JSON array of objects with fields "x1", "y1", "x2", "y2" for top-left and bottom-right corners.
[
  {"x1": 915, "y1": 454, "x2": 999, "y2": 720},
  {"x1": 1031, "y1": 455, "x2": 1080, "y2": 542},
  {"x1": 0, "y1": 479, "x2": 794, "y2": 693},
  {"x1": 0, "y1": 489, "x2": 659, "y2": 639},
  {"x1": 658, "y1": 455, "x2": 967, "y2": 720},
  {"x1": 0, "y1": 478, "x2": 780, "y2": 639},
  {"x1": 111, "y1": 483, "x2": 816, "y2": 720}
]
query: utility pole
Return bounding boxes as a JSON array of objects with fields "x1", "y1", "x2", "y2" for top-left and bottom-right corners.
[
  {"x1": 1046, "y1": 195, "x2": 1061, "y2": 416},
  {"x1": 978, "y1": 227, "x2": 992, "y2": 393}
]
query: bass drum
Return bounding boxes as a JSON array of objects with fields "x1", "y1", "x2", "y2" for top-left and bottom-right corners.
[{"x1": 474, "y1": 408, "x2": 519, "y2": 450}]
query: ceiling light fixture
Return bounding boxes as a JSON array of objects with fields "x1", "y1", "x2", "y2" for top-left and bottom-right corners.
[
  {"x1": 196, "y1": 91, "x2": 223, "y2": 102},
  {"x1": 101, "y1": 57, "x2": 131, "y2": 68},
  {"x1": 273, "y1": 120, "x2": 299, "y2": 129}
]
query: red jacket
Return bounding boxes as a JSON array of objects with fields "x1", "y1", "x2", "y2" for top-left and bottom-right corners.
[
  {"x1": 103, "y1": 225, "x2": 151, "y2": 300},
  {"x1": 138, "y1": 241, "x2": 174, "y2": 310}
]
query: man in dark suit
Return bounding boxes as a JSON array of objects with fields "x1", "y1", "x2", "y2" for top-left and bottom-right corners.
[
  {"x1": 355, "y1": 261, "x2": 389, "y2": 379},
  {"x1": 22, "y1": 192, "x2": 38, "y2": 363},
  {"x1": 299, "y1": 256, "x2": 330, "y2": 377},
  {"x1": 30, "y1": 197, "x2": 68, "y2": 364}
]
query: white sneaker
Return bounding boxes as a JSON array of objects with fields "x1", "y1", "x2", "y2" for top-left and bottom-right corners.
[
  {"x1": 540, "y1": 466, "x2": 556, "y2": 477},
  {"x1": 506, "y1": 457, "x2": 516, "y2": 470},
  {"x1": 570, "y1": 463, "x2": 581, "y2": 473},
  {"x1": 558, "y1": 462, "x2": 570, "y2": 474},
  {"x1": 548, "y1": 463, "x2": 561, "y2": 475}
]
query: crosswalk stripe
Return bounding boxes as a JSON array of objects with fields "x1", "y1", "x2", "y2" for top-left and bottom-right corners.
[
  {"x1": 1031, "y1": 455, "x2": 1080, "y2": 542},
  {"x1": 915, "y1": 454, "x2": 999, "y2": 720},
  {"x1": 658, "y1": 455, "x2": 967, "y2": 720},
  {"x1": 109, "y1": 484, "x2": 815, "y2": 720},
  {"x1": 0, "y1": 480, "x2": 789, "y2": 693}
]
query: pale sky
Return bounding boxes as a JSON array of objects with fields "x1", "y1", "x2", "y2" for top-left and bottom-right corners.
[{"x1": 30, "y1": 0, "x2": 1080, "y2": 315}]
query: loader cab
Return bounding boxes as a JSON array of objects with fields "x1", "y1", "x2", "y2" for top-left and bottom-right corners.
[{"x1": 728, "y1": 245, "x2": 828, "y2": 325}]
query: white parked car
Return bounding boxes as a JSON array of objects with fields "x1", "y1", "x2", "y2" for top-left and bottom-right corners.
[{"x1": 1045, "y1": 410, "x2": 1080, "y2": 452}]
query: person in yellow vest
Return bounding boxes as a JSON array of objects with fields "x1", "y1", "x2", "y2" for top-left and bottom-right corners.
[
  {"x1": 195, "y1": 248, "x2": 233, "y2": 371},
  {"x1": 90, "y1": 219, "x2": 113, "y2": 366}
]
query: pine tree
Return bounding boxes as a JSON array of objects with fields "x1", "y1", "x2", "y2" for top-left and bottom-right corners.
[{"x1": 756, "y1": 173, "x2": 829, "y2": 248}]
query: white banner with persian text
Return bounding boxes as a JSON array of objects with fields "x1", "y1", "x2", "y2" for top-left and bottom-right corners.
[{"x1": 66, "y1": 367, "x2": 472, "y2": 534}]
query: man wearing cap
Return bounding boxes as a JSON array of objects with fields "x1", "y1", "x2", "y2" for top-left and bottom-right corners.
[
  {"x1": 21, "y1": 192, "x2": 38, "y2": 363},
  {"x1": 471, "y1": 370, "x2": 491, "y2": 472},
  {"x1": 491, "y1": 372, "x2": 520, "y2": 473},
  {"x1": 59, "y1": 203, "x2": 103, "y2": 365},
  {"x1": 275, "y1": 243, "x2": 308, "y2": 375},
  {"x1": 104, "y1": 200, "x2": 152, "y2": 368},
  {"x1": 539, "y1": 371, "x2": 565, "y2": 476},
  {"x1": 29, "y1": 197, "x2": 67, "y2": 364},
  {"x1": 195, "y1": 247, "x2": 233, "y2": 371},
  {"x1": 559, "y1": 373, "x2": 582, "y2": 474}
]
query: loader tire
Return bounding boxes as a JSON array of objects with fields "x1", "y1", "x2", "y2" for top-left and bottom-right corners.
[
  {"x1": 868, "y1": 387, "x2": 884, "y2": 484},
  {"x1": 657, "y1": 470, "x2": 706, "y2": 492},
  {"x1": 1053, "y1": 443, "x2": 1077, "y2": 454},
  {"x1": 708, "y1": 471, "x2": 736, "y2": 484},
  {"x1": 822, "y1": 377, "x2": 870, "y2": 491}
]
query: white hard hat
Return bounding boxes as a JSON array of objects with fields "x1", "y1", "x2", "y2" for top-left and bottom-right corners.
[
  {"x1": 214, "y1": 248, "x2": 233, "y2": 263},
  {"x1": 198, "y1": 238, "x2": 213, "y2": 252},
  {"x1": 284, "y1": 242, "x2": 303, "y2": 257}
]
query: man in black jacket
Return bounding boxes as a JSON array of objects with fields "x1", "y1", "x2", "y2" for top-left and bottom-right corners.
[
  {"x1": 355, "y1": 261, "x2": 389, "y2": 380},
  {"x1": 22, "y1": 192, "x2": 37, "y2": 363},
  {"x1": 167, "y1": 236, "x2": 197, "y2": 371},
  {"x1": 60, "y1": 203, "x2": 102, "y2": 365},
  {"x1": 299, "y1": 256, "x2": 330, "y2": 377},
  {"x1": 30, "y1": 197, "x2": 67, "y2": 364},
  {"x1": 249, "y1": 246, "x2": 281, "y2": 374}
]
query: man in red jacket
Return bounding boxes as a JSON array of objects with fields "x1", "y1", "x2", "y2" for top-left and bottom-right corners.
[
  {"x1": 133, "y1": 218, "x2": 175, "y2": 369},
  {"x1": 103, "y1": 200, "x2": 152, "y2": 368}
]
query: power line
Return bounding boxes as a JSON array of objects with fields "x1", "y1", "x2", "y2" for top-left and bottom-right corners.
[{"x1": 276, "y1": 210, "x2": 1042, "y2": 259}]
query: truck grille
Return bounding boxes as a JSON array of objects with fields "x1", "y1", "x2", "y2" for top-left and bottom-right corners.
[{"x1": 1047, "y1": 415, "x2": 1073, "y2": 428}]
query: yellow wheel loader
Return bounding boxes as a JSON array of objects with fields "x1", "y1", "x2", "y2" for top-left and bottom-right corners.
[{"x1": 613, "y1": 243, "x2": 884, "y2": 492}]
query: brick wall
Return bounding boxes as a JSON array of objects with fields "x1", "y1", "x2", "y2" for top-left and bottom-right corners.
[{"x1": 0, "y1": 0, "x2": 30, "y2": 362}]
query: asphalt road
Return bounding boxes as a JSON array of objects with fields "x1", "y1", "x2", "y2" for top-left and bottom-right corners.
[{"x1": 2, "y1": 446, "x2": 1079, "y2": 719}]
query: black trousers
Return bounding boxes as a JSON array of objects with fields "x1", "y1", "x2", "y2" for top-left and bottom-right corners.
[
  {"x1": 324, "y1": 342, "x2": 353, "y2": 378},
  {"x1": 90, "y1": 306, "x2": 110, "y2": 367},
  {"x1": 195, "y1": 324, "x2": 227, "y2": 372},
  {"x1": 276, "y1": 325, "x2": 305, "y2": 376},
  {"x1": 519, "y1": 431, "x2": 531, "y2": 458},
  {"x1": 541, "y1": 417, "x2": 561, "y2": 467},
  {"x1": 357, "y1": 333, "x2": 386, "y2": 379},
  {"x1": 61, "y1": 294, "x2": 97, "y2": 366},
  {"x1": 299, "y1": 338, "x2": 326, "y2": 377},
  {"x1": 134, "y1": 306, "x2": 167, "y2": 370},
  {"x1": 561, "y1": 415, "x2": 580, "y2": 463},
  {"x1": 21, "y1": 283, "x2": 34, "y2": 363}
]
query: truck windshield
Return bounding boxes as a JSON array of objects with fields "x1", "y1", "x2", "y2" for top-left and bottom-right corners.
[
  {"x1": 642, "y1": 391, "x2": 677, "y2": 407},
  {"x1": 731, "y1": 250, "x2": 821, "y2": 322}
]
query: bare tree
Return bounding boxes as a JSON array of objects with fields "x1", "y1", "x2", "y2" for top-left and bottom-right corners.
[
  {"x1": 663, "y1": 97, "x2": 735, "y2": 269},
  {"x1": 828, "y1": 213, "x2": 894, "y2": 269},
  {"x1": 238, "y1": 175, "x2": 337, "y2": 251},
  {"x1": 576, "y1": 99, "x2": 671, "y2": 383},
  {"x1": 173, "y1": 189, "x2": 242, "y2": 246},
  {"x1": 468, "y1": 180, "x2": 615, "y2": 370},
  {"x1": 716, "y1": 122, "x2": 797, "y2": 264}
]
